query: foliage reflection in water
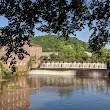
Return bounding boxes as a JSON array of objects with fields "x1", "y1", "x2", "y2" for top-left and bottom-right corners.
[{"x1": 0, "y1": 70, "x2": 110, "y2": 110}]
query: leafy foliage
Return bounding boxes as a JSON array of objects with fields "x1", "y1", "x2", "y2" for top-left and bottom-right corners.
[
  {"x1": 0, "y1": 62, "x2": 12, "y2": 77},
  {"x1": 75, "y1": 47, "x2": 85, "y2": 62},
  {"x1": 0, "y1": 0, "x2": 109, "y2": 60},
  {"x1": 96, "y1": 47, "x2": 110, "y2": 62},
  {"x1": 59, "y1": 45, "x2": 76, "y2": 61},
  {"x1": 88, "y1": 0, "x2": 110, "y2": 51},
  {"x1": 30, "y1": 35, "x2": 88, "y2": 52},
  {"x1": 27, "y1": 58, "x2": 32, "y2": 69},
  {"x1": 0, "y1": 0, "x2": 110, "y2": 54},
  {"x1": 31, "y1": 35, "x2": 110, "y2": 62},
  {"x1": 27, "y1": 55, "x2": 37, "y2": 70}
]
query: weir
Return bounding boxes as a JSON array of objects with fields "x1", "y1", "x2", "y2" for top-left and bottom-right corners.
[{"x1": 40, "y1": 62, "x2": 107, "y2": 69}]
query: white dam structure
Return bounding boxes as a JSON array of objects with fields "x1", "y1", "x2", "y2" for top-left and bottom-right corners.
[{"x1": 40, "y1": 62, "x2": 107, "y2": 69}]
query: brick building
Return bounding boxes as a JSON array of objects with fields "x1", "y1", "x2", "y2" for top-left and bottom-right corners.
[{"x1": 0, "y1": 43, "x2": 42, "y2": 72}]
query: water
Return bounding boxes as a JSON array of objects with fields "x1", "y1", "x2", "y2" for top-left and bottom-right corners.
[{"x1": 0, "y1": 70, "x2": 110, "y2": 110}]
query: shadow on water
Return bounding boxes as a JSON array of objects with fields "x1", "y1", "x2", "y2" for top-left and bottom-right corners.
[
  {"x1": 108, "y1": 71, "x2": 110, "y2": 77},
  {"x1": 75, "y1": 69, "x2": 110, "y2": 77}
]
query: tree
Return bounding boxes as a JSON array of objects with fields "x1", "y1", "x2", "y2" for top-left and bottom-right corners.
[
  {"x1": 97, "y1": 47, "x2": 109, "y2": 62},
  {"x1": 0, "y1": 0, "x2": 109, "y2": 62},
  {"x1": 75, "y1": 47, "x2": 85, "y2": 62},
  {"x1": 59, "y1": 45, "x2": 76, "y2": 62},
  {"x1": 90, "y1": 47, "x2": 110, "y2": 62},
  {"x1": 31, "y1": 35, "x2": 88, "y2": 52},
  {"x1": 50, "y1": 53, "x2": 58, "y2": 61},
  {"x1": 88, "y1": 0, "x2": 110, "y2": 51}
]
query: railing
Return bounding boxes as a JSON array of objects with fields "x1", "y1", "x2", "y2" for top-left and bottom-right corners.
[{"x1": 40, "y1": 62, "x2": 107, "y2": 69}]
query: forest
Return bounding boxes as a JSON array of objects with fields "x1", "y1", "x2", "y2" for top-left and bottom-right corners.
[
  {"x1": 30, "y1": 35, "x2": 110, "y2": 62},
  {"x1": 0, "y1": 0, "x2": 109, "y2": 63},
  {"x1": 30, "y1": 35, "x2": 89, "y2": 52}
]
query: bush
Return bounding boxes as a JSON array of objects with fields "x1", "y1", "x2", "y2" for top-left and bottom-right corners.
[{"x1": 0, "y1": 62, "x2": 12, "y2": 78}]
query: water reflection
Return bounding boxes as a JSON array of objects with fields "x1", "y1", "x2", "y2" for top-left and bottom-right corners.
[
  {"x1": 28, "y1": 75, "x2": 110, "y2": 97},
  {"x1": 0, "y1": 76, "x2": 30, "y2": 110},
  {"x1": 28, "y1": 74, "x2": 110, "y2": 110},
  {"x1": 76, "y1": 69, "x2": 109, "y2": 77},
  {"x1": 0, "y1": 70, "x2": 110, "y2": 110}
]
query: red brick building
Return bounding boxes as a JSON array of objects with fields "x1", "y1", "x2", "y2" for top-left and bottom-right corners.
[{"x1": 0, "y1": 43, "x2": 42, "y2": 72}]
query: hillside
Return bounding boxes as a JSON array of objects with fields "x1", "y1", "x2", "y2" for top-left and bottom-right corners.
[{"x1": 30, "y1": 35, "x2": 89, "y2": 52}]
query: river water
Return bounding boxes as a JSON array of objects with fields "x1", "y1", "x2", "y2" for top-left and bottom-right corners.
[{"x1": 0, "y1": 70, "x2": 110, "y2": 110}]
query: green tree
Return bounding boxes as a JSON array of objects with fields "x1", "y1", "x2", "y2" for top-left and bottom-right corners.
[
  {"x1": 0, "y1": 0, "x2": 109, "y2": 61},
  {"x1": 50, "y1": 54, "x2": 58, "y2": 61},
  {"x1": 91, "y1": 55, "x2": 98, "y2": 62},
  {"x1": 90, "y1": 47, "x2": 110, "y2": 62},
  {"x1": 30, "y1": 35, "x2": 88, "y2": 52},
  {"x1": 97, "y1": 47, "x2": 108, "y2": 62},
  {"x1": 75, "y1": 47, "x2": 85, "y2": 62},
  {"x1": 59, "y1": 45, "x2": 76, "y2": 62}
]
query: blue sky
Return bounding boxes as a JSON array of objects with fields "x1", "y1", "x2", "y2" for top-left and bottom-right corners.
[{"x1": 0, "y1": 16, "x2": 109, "y2": 48}]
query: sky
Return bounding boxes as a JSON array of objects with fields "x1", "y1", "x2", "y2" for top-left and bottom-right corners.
[{"x1": 0, "y1": 16, "x2": 110, "y2": 48}]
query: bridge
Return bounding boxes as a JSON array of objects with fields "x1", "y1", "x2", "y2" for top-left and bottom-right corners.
[{"x1": 40, "y1": 62, "x2": 107, "y2": 69}]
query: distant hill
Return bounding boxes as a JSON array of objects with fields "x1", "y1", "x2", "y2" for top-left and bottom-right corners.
[{"x1": 30, "y1": 35, "x2": 89, "y2": 52}]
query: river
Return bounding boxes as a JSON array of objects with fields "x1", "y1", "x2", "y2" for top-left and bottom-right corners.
[{"x1": 0, "y1": 70, "x2": 110, "y2": 110}]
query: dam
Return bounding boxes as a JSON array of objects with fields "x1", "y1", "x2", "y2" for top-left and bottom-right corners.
[{"x1": 40, "y1": 62, "x2": 107, "y2": 69}]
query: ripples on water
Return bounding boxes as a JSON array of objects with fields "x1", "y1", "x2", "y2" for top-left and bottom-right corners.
[{"x1": 0, "y1": 70, "x2": 110, "y2": 110}]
